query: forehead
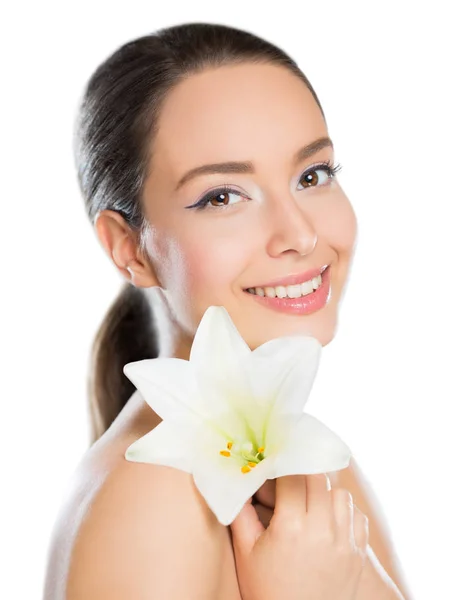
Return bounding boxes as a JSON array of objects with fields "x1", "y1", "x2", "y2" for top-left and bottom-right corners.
[{"x1": 150, "y1": 63, "x2": 328, "y2": 183}]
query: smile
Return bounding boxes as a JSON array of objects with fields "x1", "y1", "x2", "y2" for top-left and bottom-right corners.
[
  {"x1": 245, "y1": 270, "x2": 324, "y2": 299},
  {"x1": 243, "y1": 265, "x2": 331, "y2": 315}
]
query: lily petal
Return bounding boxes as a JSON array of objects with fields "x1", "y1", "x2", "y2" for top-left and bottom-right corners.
[
  {"x1": 190, "y1": 306, "x2": 252, "y2": 366},
  {"x1": 272, "y1": 412, "x2": 352, "y2": 478},
  {"x1": 192, "y1": 425, "x2": 276, "y2": 525},
  {"x1": 246, "y1": 336, "x2": 322, "y2": 416},
  {"x1": 194, "y1": 460, "x2": 273, "y2": 526},
  {"x1": 125, "y1": 418, "x2": 202, "y2": 474},
  {"x1": 123, "y1": 357, "x2": 209, "y2": 424},
  {"x1": 195, "y1": 335, "x2": 321, "y2": 445},
  {"x1": 262, "y1": 411, "x2": 303, "y2": 457},
  {"x1": 252, "y1": 334, "x2": 321, "y2": 363},
  {"x1": 190, "y1": 306, "x2": 253, "y2": 417}
]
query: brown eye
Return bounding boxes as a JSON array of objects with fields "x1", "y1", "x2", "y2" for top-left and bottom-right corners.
[
  {"x1": 187, "y1": 162, "x2": 341, "y2": 211},
  {"x1": 209, "y1": 191, "x2": 231, "y2": 207},
  {"x1": 193, "y1": 187, "x2": 245, "y2": 210},
  {"x1": 298, "y1": 166, "x2": 331, "y2": 189}
]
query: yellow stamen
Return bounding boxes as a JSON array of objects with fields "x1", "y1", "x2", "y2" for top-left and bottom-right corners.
[{"x1": 219, "y1": 439, "x2": 266, "y2": 474}]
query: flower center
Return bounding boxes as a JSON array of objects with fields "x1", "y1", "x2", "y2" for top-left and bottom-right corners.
[{"x1": 219, "y1": 439, "x2": 266, "y2": 473}]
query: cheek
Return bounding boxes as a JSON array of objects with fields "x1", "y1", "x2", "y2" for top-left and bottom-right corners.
[
  {"x1": 182, "y1": 235, "x2": 244, "y2": 292},
  {"x1": 318, "y1": 195, "x2": 357, "y2": 302},
  {"x1": 157, "y1": 226, "x2": 252, "y2": 326},
  {"x1": 318, "y1": 194, "x2": 357, "y2": 253}
]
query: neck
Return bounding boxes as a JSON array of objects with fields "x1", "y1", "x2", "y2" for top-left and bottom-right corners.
[
  {"x1": 144, "y1": 286, "x2": 193, "y2": 361},
  {"x1": 126, "y1": 287, "x2": 193, "y2": 433}
]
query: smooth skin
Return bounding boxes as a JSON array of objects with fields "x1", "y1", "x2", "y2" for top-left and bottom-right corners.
[
  {"x1": 231, "y1": 473, "x2": 369, "y2": 600},
  {"x1": 44, "y1": 63, "x2": 412, "y2": 599},
  {"x1": 97, "y1": 63, "x2": 356, "y2": 356}
]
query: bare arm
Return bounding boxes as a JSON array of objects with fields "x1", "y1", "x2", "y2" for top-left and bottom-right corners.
[
  {"x1": 329, "y1": 456, "x2": 414, "y2": 600},
  {"x1": 355, "y1": 544, "x2": 406, "y2": 599},
  {"x1": 65, "y1": 462, "x2": 226, "y2": 600}
]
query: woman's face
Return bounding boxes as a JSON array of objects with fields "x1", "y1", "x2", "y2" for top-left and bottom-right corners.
[{"x1": 141, "y1": 63, "x2": 357, "y2": 351}]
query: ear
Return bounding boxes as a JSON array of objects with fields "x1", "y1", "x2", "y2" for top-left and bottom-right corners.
[{"x1": 94, "y1": 209, "x2": 161, "y2": 289}]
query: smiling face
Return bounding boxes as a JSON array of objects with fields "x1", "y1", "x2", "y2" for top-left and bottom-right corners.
[{"x1": 140, "y1": 62, "x2": 357, "y2": 353}]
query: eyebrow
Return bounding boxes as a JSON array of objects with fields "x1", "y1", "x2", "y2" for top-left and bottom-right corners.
[{"x1": 174, "y1": 136, "x2": 334, "y2": 192}]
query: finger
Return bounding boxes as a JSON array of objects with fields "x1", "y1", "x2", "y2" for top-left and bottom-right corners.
[
  {"x1": 274, "y1": 474, "x2": 307, "y2": 519},
  {"x1": 305, "y1": 473, "x2": 334, "y2": 531},
  {"x1": 230, "y1": 497, "x2": 265, "y2": 557},
  {"x1": 254, "y1": 503, "x2": 274, "y2": 529},
  {"x1": 254, "y1": 478, "x2": 276, "y2": 509},
  {"x1": 332, "y1": 487, "x2": 354, "y2": 547},
  {"x1": 353, "y1": 504, "x2": 370, "y2": 551}
]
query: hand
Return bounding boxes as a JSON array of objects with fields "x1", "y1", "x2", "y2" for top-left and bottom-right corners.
[
  {"x1": 251, "y1": 499, "x2": 273, "y2": 529},
  {"x1": 230, "y1": 474, "x2": 369, "y2": 600},
  {"x1": 252, "y1": 478, "x2": 276, "y2": 524},
  {"x1": 252, "y1": 478, "x2": 406, "y2": 600}
]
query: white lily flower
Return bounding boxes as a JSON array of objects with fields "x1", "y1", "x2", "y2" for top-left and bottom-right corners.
[{"x1": 123, "y1": 305, "x2": 351, "y2": 526}]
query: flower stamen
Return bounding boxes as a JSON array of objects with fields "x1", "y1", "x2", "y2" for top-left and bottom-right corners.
[{"x1": 219, "y1": 440, "x2": 266, "y2": 473}]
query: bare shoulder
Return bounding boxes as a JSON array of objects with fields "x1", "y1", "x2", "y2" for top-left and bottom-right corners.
[{"x1": 43, "y1": 425, "x2": 230, "y2": 600}]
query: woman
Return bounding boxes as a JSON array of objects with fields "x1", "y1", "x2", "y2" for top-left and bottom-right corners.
[{"x1": 43, "y1": 22, "x2": 412, "y2": 599}]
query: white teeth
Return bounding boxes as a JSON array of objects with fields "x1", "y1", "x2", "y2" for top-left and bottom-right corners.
[
  {"x1": 301, "y1": 279, "x2": 315, "y2": 295},
  {"x1": 275, "y1": 286, "x2": 287, "y2": 298},
  {"x1": 246, "y1": 271, "x2": 324, "y2": 298},
  {"x1": 286, "y1": 284, "x2": 302, "y2": 298}
]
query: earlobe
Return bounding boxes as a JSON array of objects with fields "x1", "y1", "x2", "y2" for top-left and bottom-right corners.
[
  {"x1": 126, "y1": 257, "x2": 161, "y2": 289},
  {"x1": 94, "y1": 209, "x2": 161, "y2": 288}
]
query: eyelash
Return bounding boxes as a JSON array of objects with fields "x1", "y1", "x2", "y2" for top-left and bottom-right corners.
[{"x1": 186, "y1": 160, "x2": 343, "y2": 211}]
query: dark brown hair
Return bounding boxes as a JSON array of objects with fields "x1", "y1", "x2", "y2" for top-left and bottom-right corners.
[{"x1": 73, "y1": 22, "x2": 326, "y2": 446}]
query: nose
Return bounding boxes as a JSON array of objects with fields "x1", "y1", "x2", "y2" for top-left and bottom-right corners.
[{"x1": 264, "y1": 193, "x2": 318, "y2": 258}]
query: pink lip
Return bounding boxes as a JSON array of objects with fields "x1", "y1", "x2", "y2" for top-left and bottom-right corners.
[
  {"x1": 244, "y1": 265, "x2": 332, "y2": 315},
  {"x1": 245, "y1": 264, "x2": 328, "y2": 289}
]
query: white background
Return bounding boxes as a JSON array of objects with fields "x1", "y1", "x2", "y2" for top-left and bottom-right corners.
[{"x1": 1, "y1": 1, "x2": 465, "y2": 598}]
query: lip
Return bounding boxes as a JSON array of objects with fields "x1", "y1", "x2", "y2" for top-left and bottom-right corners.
[
  {"x1": 244, "y1": 264, "x2": 329, "y2": 290},
  {"x1": 243, "y1": 265, "x2": 332, "y2": 315}
]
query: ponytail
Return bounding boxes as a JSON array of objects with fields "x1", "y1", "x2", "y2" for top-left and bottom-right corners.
[{"x1": 87, "y1": 282, "x2": 158, "y2": 445}]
